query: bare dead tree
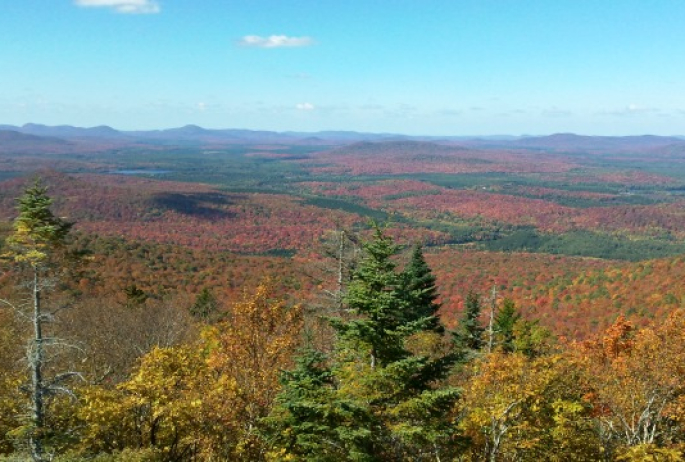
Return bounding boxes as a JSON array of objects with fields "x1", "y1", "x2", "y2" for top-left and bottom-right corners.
[
  {"x1": 486, "y1": 285, "x2": 498, "y2": 354},
  {"x1": 301, "y1": 227, "x2": 362, "y2": 353}
]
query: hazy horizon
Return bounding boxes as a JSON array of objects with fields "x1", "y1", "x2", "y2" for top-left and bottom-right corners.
[{"x1": 4, "y1": 122, "x2": 685, "y2": 139}]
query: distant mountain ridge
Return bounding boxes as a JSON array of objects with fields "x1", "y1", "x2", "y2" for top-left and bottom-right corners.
[
  {"x1": 508, "y1": 133, "x2": 684, "y2": 151},
  {"x1": 0, "y1": 129, "x2": 72, "y2": 153},
  {"x1": 461, "y1": 133, "x2": 685, "y2": 152},
  {"x1": 335, "y1": 140, "x2": 469, "y2": 155},
  {"x1": 0, "y1": 123, "x2": 121, "y2": 139},
  {"x1": 1, "y1": 124, "x2": 684, "y2": 152},
  {"x1": 0, "y1": 123, "x2": 531, "y2": 144},
  {"x1": 0, "y1": 129, "x2": 68, "y2": 143}
]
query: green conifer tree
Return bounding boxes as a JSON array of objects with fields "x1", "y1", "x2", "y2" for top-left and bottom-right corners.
[
  {"x1": 332, "y1": 225, "x2": 407, "y2": 368},
  {"x1": 265, "y1": 346, "x2": 374, "y2": 461},
  {"x1": 4, "y1": 180, "x2": 74, "y2": 462},
  {"x1": 191, "y1": 287, "x2": 218, "y2": 321},
  {"x1": 268, "y1": 226, "x2": 461, "y2": 461},
  {"x1": 453, "y1": 291, "x2": 485, "y2": 352},
  {"x1": 494, "y1": 298, "x2": 520, "y2": 353},
  {"x1": 401, "y1": 244, "x2": 443, "y2": 333}
]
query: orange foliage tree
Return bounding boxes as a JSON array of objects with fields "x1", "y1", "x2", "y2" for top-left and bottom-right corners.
[
  {"x1": 202, "y1": 281, "x2": 303, "y2": 460},
  {"x1": 577, "y1": 312, "x2": 685, "y2": 458}
]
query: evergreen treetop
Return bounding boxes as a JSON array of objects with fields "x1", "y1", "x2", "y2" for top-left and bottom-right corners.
[
  {"x1": 333, "y1": 224, "x2": 409, "y2": 367},
  {"x1": 7, "y1": 179, "x2": 72, "y2": 266},
  {"x1": 401, "y1": 244, "x2": 443, "y2": 333},
  {"x1": 269, "y1": 227, "x2": 461, "y2": 461},
  {"x1": 494, "y1": 298, "x2": 520, "y2": 353},
  {"x1": 453, "y1": 291, "x2": 485, "y2": 352}
]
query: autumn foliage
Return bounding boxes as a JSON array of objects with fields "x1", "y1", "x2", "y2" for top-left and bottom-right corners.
[{"x1": 5, "y1": 137, "x2": 685, "y2": 459}]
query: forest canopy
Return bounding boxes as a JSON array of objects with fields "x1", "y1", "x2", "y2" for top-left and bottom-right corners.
[{"x1": 1, "y1": 184, "x2": 685, "y2": 461}]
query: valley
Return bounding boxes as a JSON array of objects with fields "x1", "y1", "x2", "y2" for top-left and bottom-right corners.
[
  {"x1": 2, "y1": 125, "x2": 685, "y2": 460},
  {"x1": 2, "y1": 125, "x2": 685, "y2": 338}
]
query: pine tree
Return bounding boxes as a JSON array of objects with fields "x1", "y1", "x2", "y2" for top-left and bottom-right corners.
[
  {"x1": 265, "y1": 347, "x2": 374, "y2": 462},
  {"x1": 269, "y1": 226, "x2": 461, "y2": 461},
  {"x1": 454, "y1": 291, "x2": 485, "y2": 353},
  {"x1": 401, "y1": 244, "x2": 443, "y2": 333},
  {"x1": 191, "y1": 287, "x2": 218, "y2": 321},
  {"x1": 3, "y1": 180, "x2": 75, "y2": 462},
  {"x1": 333, "y1": 225, "x2": 407, "y2": 368},
  {"x1": 8, "y1": 180, "x2": 72, "y2": 262},
  {"x1": 494, "y1": 298, "x2": 520, "y2": 353}
]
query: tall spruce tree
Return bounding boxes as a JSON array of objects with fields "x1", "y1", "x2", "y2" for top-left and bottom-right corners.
[
  {"x1": 454, "y1": 291, "x2": 485, "y2": 353},
  {"x1": 494, "y1": 298, "x2": 520, "y2": 353},
  {"x1": 332, "y1": 225, "x2": 408, "y2": 368},
  {"x1": 268, "y1": 226, "x2": 461, "y2": 461},
  {"x1": 401, "y1": 244, "x2": 443, "y2": 333}
]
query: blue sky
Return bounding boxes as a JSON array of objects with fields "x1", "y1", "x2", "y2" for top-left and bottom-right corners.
[{"x1": 1, "y1": 0, "x2": 684, "y2": 135}]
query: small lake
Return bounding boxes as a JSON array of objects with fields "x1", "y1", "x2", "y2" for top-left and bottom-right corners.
[{"x1": 113, "y1": 169, "x2": 172, "y2": 175}]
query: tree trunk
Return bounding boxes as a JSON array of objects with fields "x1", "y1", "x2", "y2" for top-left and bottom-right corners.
[
  {"x1": 337, "y1": 230, "x2": 345, "y2": 311},
  {"x1": 30, "y1": 267, "x2": 45, "y2": 462},
  {"x1": 487, "y1": 286, "x2": 497, "y2": 354}
]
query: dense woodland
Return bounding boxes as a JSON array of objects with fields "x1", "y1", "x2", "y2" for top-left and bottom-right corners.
[{"x1": 3, "y1": 130, "x2": 685, "y2": 460}]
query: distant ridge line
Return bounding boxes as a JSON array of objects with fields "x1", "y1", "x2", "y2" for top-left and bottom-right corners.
[{"x1": 0, "y1": 124, "x2": 683, "y2": 149}]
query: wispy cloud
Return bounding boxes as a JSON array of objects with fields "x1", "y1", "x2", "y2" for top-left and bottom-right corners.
[
  {"x1": 600, "y1": 103, "x2": 659, "y2": 117},
  {"x1": 74, "y1": 0, "x2": 160, "y2": 14},
  {"x1": 296, "y1": 102, "x2": 315, "y2": 111},
  {"x1": 495, "y1": 109, "x2": 527, "y2": 118},
  {"x1": 239, "y1": 35, "x2": 313, "y2": 48}
]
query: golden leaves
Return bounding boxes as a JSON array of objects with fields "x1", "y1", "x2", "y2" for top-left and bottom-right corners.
[{"x1": 576, "y1": 310, "x2": 685, "y2": 450}]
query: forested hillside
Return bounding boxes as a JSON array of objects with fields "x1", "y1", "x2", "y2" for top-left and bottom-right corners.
[
  {"x1": 1, "y1": 184, "x2": 685, "y2": 461},
  {"x1": 3, "y1": 132, "x2": 685, "y2": 460}
]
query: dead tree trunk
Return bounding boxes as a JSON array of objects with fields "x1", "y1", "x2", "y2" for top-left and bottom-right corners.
[{"x1": 29, "y1": 267, "x2": 46, "y2": 462}]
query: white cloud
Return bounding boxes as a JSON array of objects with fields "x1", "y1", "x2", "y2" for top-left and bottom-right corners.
[
  {"x1": 624, "y1": 103, "x2": 651, "y2": 114},
  {"x1": 74, "y1": 0, "x2": 160, "y2": 14},
  {"x1": 599, "y1": 104, "x2": 659, "y2": 117},
  {"x1": 296, "y1": 102, "x2": 315, "y2": 111},
  {"x1": 239, "y1": 35, "x2": 313, "y2": 48}
]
